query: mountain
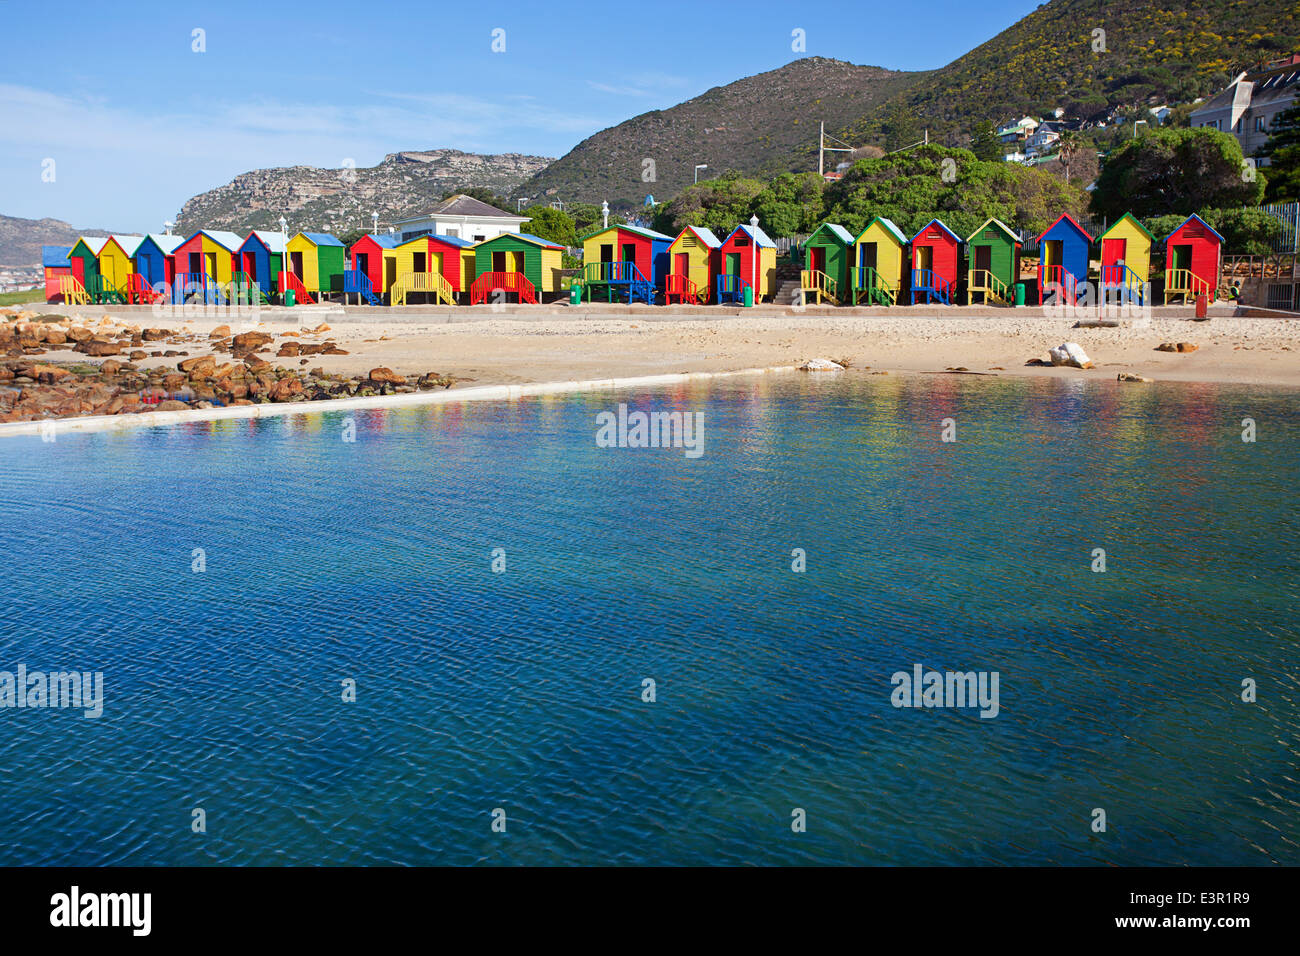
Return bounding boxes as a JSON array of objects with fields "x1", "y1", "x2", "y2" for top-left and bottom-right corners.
[
  {"x1": 524, "y1": 0, "x2": 1298, "y2": 209},
  {"x1": 837, "y1": 0, "x2": 1300, "y2": 149},
  {"x1": 519, "y1": 58, "x2": 925, "y2": 210},
  {"x1": 0, "y1": 214, "x2": 122, "y2": 267},
  {"x1": 173, "y1": 149, "x2": 553, "y2": 235}
]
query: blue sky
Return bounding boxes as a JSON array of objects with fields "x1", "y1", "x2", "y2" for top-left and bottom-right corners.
[{"x1": 0, "y1": 0, "x2": 1042, "y2": 231}]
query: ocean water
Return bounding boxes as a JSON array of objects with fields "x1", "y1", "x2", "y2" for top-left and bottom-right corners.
[{"x1": 0, "y1": 373, "x2": 1297, "y2": 866}]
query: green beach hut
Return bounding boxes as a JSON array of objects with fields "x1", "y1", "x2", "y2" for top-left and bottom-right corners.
[
  {"x1": 964, "y1": 218, "x2": 1021, "y2": 305},
  {"x1": 469, "y1": 232, "x2": 563, "y2": 304},
  {"x1": 800, "y1": 223, "x2": 853, "y2": 304}
]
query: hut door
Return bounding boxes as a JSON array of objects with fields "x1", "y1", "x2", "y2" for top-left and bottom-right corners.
[
  {"x1": 726, "y1": 253, "x2": 741, "y2": 275},
  {"x1": 861, "y1": 243, "x2": 877, "y2": 271},
  {"x1": 189, "y1": 252, "x2": 202, "y2": 275},
  {"x1": 811, "y1": 248, "x2": 826, "y2": 274},
  {"x1": 975, "y1": 245, "x2": 991, "y2": 275},
  {"x1": 1043, "y1": 240, "x2": 1062, "y2": 268},
  {"x1": 511, "y1": 250, "x2": 525, "y2": 273},
  {"x1": 675, "y1": 252, "x2": 689, "y2": 276},
  {"x1": 291, "y1": 251, "x2": 304, "y2": 279},
  {"x1": 355, "y1": 252, "x2": 368, "y2": 277},
  {"x1": 1102, "y1": 237, "x2": 1125, "y2": 266},
  {"x1": 621, "y1": 243, "x2": 637, "y2": 266},
  {"x1": 204, "y1": 252, "x2": 218, "y2": 277},
  {"x1": 384, "y1": 257, "x2": 397, "y2": 289},
  {"x1": 244, "y1": 252, "x2": 257, "y2": 280},
  {"x1": 413, "y1": 252, "x2": 427, "y2": 273},
  {"x1": 600, "y1": 244, "x2": 614, "y2": 263},
  {"x1": 1171, "y1": 245, "x2": 1191, "y2": 273},
  {"x1": 492, "y1": 251, "x2": 507, "y2": 272},
  {"x1": 915, "y1": 246, "x2": 932, "y2": 273},
  {"x1": 432, "y1": 252, "x2": 443, "y2": 277}
]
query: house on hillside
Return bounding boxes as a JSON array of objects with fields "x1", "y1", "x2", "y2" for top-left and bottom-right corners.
[
  {"x1": 1191, "y1": 54, "x2": 1300, "y2": 163},
  {"x1": 997, "y1": 116, "x2": 1040, "y2": 144},
  {"x1": 393, "y1": 194, "x2": 531, "y2": 243}
]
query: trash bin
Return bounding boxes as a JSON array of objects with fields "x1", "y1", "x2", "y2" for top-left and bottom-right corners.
[
  {"x1": 1014, "y1": 282, "x2": 1026, "y2": 306},
  {"x1": 743, "y1": 286, "x2": 754, "y2": 308},
  {"x1": 285, "y1": 288, "x2": 296, "y2": 308},
  {"x1": 569, "y1": 283, "x2": 582, "y2": 305},
  {"x1": 1195, "y1": 293, "x2": 1208, "y2": 319}
]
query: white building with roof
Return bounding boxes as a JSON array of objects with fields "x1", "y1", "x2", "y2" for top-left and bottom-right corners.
[
  {"x1": 392, "y1": 194, "x2": 531, "y2": 243},
  {"x1": 1191, "y1": 54, "x2": 1300, "y2": 164}
]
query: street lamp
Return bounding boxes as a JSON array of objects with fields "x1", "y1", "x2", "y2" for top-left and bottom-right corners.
[
  {"x1": 694, "y1": 164, "x2": 708, "y2": 183},
  {"x1": 601, "y1": 200, "x2": 609, "y2": 229},
  {"x1": 372, "y1": 211, "x2": 379, "y2": 234},
  {"x1": 517, "y1": 198, "x2": 530, "y2": 212},
  {"x1": 163, "y1": 220, "x2": 174, "y2": 235},
  {"x1": 1133, "y1": 119, "x2": 1148, "y2": 138}
]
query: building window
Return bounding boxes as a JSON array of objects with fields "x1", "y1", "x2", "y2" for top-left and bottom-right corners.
[{"x1": 1256, "y1": 116, "x2": 1267, "y2": 132}]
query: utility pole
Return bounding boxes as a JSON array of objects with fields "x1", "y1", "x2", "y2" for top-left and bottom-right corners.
[{"x1": 818, "y1": 121, "x2": 855, "y2": 177}]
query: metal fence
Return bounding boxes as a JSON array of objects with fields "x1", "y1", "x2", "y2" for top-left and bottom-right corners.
[{"x1": 1260, "y1": 201, "x2": 1299, "y2": 253}]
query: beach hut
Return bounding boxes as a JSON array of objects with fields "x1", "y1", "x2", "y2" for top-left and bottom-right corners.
[
  {"x1": 964, "y1": 218, "x2": 1021, "y2": 305},
  {"x1": 578, "y1": 224, "x2": 673, "y2": 304},
  {"x1": 469, "y1": 232, "x2": 564, "y2": 304},
  {"x1": 716, "y1": 223, "x2": 777, "y2": 304},
  {"x1": 237, "y1": 231, "x2": 287, "y2": 301},
  {"x1": 665, "y1": 225, "x2": 720, "y2": 304},
  {"x1": 42, "y1": 246, "x2": 71, "y2": 303},
  {"x1": 1162, "y1": 214, "x2": 1223, "y2": 304},
  {"x1": 1036, "y1": 213, "x2": 1092, "y2": 304},
  {"x1": 92, "y1": 235, "x2": 144, "y2": 302},
  {"x1": 909, "y1": 219, "x2": 959, "y2": 305},
  {"x1": 344, "y1": 234, "x2": 398, "y2": 304},
  {"x1": 389, "y1": 234, "x2": 476, "y2": 305},
  {"x1": 801, "y1": 223, "x2": 853, "y2": 304},
  {"x1": 1098, "y1": 213, "x2": 1153, "y2": 305},
  {"x1": 850, "y1": 217, "x2": 907, "y2": 305},
  {"x1": 68, "y1": 236, "x2": 110, "y2": 300},
  {"x1": 133, "y1": 234, "x2": 184, "y2": 293},
  {"x1": 172, "y1": 230, "x2": 241, "y2": 303},
  {"x1": 285, "y1": 232, "x2": 346, "y2": 298}
]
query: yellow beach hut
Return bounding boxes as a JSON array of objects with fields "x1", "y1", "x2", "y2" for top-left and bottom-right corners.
[
  {"x1": 1099, "y1": 213, "x2": 1153, "y2": 304},
  {"x1": 97, "y1": 235, "x2": 144, "y2": 295},
  {"x1": 665, "y1": 226, "x2": 721, "y2": 303},
  {"x1": 850, "y1": 217, "x2": 908, "y2": 305}
]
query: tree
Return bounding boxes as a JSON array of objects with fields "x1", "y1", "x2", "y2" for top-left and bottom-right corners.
[
  {"x1": 520, "y1": 205, "x2": 577, "y2": 247},
  {"x1": 650, "y1": 173, "x2": 766, "y2": 236},
  {"x1": 820, "y1": 144, "x2": 1087, "y2": 240},
  {"x1": 338, "y1": 228, "x2": 369, "y2": 248},
  {"x1": 1261, "y1": 104, "x2": 1300, "y2": 203},
  {"x1": 1056, "y1": 130, "x2": 1082, "y2": 183},
  {"x1": 970, "y1": 124, "x2": 1003, "y2": 162},
  {"x1": 1090, "y1": 127, "x2": 1265, "y2": 220}
]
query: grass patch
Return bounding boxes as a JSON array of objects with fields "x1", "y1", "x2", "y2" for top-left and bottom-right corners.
[{"x1": 0, "y1": 287, "x2": 44, "y2": 307}]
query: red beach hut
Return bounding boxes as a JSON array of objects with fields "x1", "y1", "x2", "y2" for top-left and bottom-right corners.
[
  {"x1": 909, "y1": 219, "x2": 959, "y2": 304},
  {"x1": 1162, "y1": 214, "x2": 1223, "y2": 304}
]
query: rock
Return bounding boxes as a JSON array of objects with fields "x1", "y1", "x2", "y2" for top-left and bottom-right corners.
[
  {"x1": 232, "y1": 331, "x2": 273, "y2": 350},
  {"x1": 1176, "y1": 342, "x2": 1199, "y2": 353},
  {"x1": 277, "y1": 342, "x2": 300, "y2": 357},
  {"x1": 322, "y1": 347, "x2": 349, "y2": 355},
  {"x1": 178, "y1": 355, "x2": 216, "y2": 377},
  {"x1": 798, "y1": 358, "x2": 845, "y2": 372},
  {"x1": 143, "y1": 328, "x2": 172, "y2": 341},
  {"x1": 163, "y1": 373, "x2": 187, "y2": 391},
  {"x1": 80, "y1": 341, "x2": 122, "y2": 356},
  {"x1": 30, "y1": 364, "x2": 73, "y2": 384},
  {"x1": 269, "y1": 377, "x2": 303, "y2": 401},
  {"x1": 1048, "y1": 342, "x2": 1093, "y2": 369},
  {"x1": 154, "y1": 400, "x2": 190, "y2": 412},
  {"x1": 1117, "y1": 372, "x2": 1153, "y2": 382},
  {"x1": 43, "y1": 329, "x2": 67, "y2": 346},
  {"x1": 368, "y1": 367, "x2": 405, "y2": 385},
  {"x1": 209, "y1": 325, "x2": 232, "y2": 339},
  {"x1": 100, "y1": 360, "x2": 123, "y2": 375},
  {"x1": 243, "y1": 356, "x2": 271, "y2": 372},
  {"x1": 65, "y1": 326, "x2": 94, "y2": 343}
]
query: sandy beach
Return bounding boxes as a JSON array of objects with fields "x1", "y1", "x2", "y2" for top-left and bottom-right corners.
[{"x1": 22, "y1": 303, "x2": 1297, "y2": 387}]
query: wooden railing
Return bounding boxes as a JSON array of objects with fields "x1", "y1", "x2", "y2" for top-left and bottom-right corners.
[
  {"x1": 850, "y1": 266, "x2": 897, "y2": 305},
  {"x1": 277, "y1": 271, "x2": 315, "y2": 304},
  {"x1": 124, "y1": 273, "x2": 164, "y2": 304},
  {"x1": 967, "y1": 268, "x2": 1010, "y2": 304},
  {"x1": 470, "y1": 271, "x2": 537, "y2": 305},
  {"x1": 582, "y1": 260, "x2": 645, "y2": 284},
  {"x1": 391, "y1": 270, "x2": 454, "y2": 306},
  {"x1": 664, "y1": 273, "x2": 700, "y2": 304},
  {"x1": 911, "y1": 268, "x2": 952, "y2": 304},
  {"x1": 799, "y1": 268, "x2": 838, "y2": 304},
  {"x1": 175, "y1": 272, "x2": 223, "y2": 304},
  {"x1": 1038, "y1": 264, "x2": 1079, "y2": 305},
  {"x1": 59, "y1": 275, "x2": 90, "y2": 306},
  {"x1": 1164, "y1": 268, "x2": 1214, "y2": 304},
  {"x1": 229, "y1": 272, "x2": 270, "y2": 304},
  {"x1": 86, "y1": 274, "x2": 126, "y2": 304},
  {"x1": 1100, "y1": 264, "x2": 1145, "y2": 304},
  {"x1": 714, "y1": 273, "x2": 750, "y2": 304}
]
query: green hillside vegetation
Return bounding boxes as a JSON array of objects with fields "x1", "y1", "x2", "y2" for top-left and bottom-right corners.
[
  {"x1": 839, "y1": 0, "x2": 1300, "y2": 150},
  {"x1": 650, "y1": 146, "x2": 1088, "y2": 240}
]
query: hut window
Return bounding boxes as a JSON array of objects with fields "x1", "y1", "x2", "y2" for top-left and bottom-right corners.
[{"x1": 735, "y1": 237, "x2": 750, "y2": 247}]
